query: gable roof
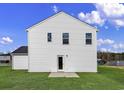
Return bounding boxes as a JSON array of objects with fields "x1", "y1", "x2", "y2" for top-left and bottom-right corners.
[
  {"x1": 12, "y1": 46, "x2": 28, "y2": 54},
  {"x1": 26, "y1": 11, "x2": 98, "y2": 31}
]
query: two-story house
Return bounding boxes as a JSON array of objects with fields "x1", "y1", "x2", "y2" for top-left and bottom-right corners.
[{"x1": 12, "y1": 11, "x2": 98, "y2": 72}]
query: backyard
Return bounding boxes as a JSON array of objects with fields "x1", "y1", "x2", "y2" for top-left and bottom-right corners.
[{"x1": 0, "y1": 66, "x2": 124, "y2": 90}]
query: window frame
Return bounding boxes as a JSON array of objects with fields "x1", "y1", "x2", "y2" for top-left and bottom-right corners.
[
  {"x1": 62, "y1": 33, "x2": 69, "y2": 45},
  {"x1": 47, "y1": 33, "x2": 52, "y2": 42},
  {"x1": 85, "y1": 33, "x2": 92, "y2": 45}
]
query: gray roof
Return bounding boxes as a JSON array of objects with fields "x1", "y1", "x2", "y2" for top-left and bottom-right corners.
[{"x1": 12, "y1": 46, "x2": 28, "y2": 54}]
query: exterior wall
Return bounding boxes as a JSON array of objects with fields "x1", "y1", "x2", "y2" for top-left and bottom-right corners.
[
  {"x1": 12, "y1": 55, "x2": 28, "y2": 70},
  {"x1": 0, "y1": 56, "x2": 10, "y2": 61},
  {"x1": 28, "y1": 12, "x2": 97, "y2": 72}
]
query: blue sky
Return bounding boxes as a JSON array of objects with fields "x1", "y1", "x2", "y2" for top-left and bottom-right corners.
[{"x1": 0, "y1": 3, "x2": 124, "y2": 53}]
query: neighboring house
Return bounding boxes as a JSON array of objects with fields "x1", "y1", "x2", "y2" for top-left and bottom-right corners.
[
  {"x1": 0, "y1": 53, "x2": 11, "y2": 66},
  {"x1": 11, "y1": 46, "x2": 28, "y2": 70},
  {"x1": 107, "y1": 61, "x2": 124, "y2": 66},
  {"x1": 12, "y1": 11, "x2": 98, "y2": 72}
]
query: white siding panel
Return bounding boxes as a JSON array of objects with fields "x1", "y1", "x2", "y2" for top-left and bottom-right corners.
[
  {"x1": 12, "y1": 55, "x2": 28, "y2": 70},
  {"x1": 0, "y1": 56, "x2": 10, "y2": 61},
  {"x1": 28, "y1": 12, "x2": 97, "y2": 72}
]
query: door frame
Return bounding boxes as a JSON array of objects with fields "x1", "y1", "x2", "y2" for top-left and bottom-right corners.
[{"x1": 57, "y1": 55, "x2": 64, "y2": 72}]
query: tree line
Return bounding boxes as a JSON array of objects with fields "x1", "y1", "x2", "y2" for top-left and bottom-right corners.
[{"x1": 97, "y1": 51, "x2": 124, "y2": 61}]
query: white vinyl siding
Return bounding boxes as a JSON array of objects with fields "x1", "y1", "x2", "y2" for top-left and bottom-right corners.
[
  {"x1": 27, "y1": 12, "x2": 97, "y2": 72},
  {"x1": 0, "y1": 56, "x2": 10, "y2": 61},
  {"x1": 12, "y1": 55, "x2": 28, "y2": 70}
]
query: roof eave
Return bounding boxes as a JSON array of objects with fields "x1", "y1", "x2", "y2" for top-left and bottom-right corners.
[{"x1": 11, "y1": 53, "x2": 28, "y2": 56}]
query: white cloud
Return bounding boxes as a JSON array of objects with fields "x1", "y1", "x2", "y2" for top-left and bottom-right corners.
[
  {"x1": 77, "y1": 3, "x2": 124, "y2": 28},
  {"x1": 78, "y1": 11, "x2": 105, "y2": 25},
  {"x1": 112, "y1": 19, "x2": 124, "y2": 27},
  {"x1": 97, "y1": 38, "x2": 114, "y2": 46},
  {"x1": 112, "y1": 43, "x2": 124, "y2": 49},
  {"x1": 95, "y1": 3, "x2": 124, "y2": 27},
  {"x1": 53, "y1": 5, "x2": 58, "y2": 13},
  {"x1": 103, "y1": 39, "x2": 114, "y2": 45},
  {"x1": 104, "y1": 26, "x2": 108, "y2": 29},
  {"x1": 97, "y1": 39, "x2": 103, "y2": 46},
  {"x1": 78, "y1": 3, "x2": 124, "y2": 27},
  {"x1": 95, "y1": 3, "x2": 124, "y2": 18},
  {"x1": 100, "y1": 48, "x2": 112, "y2": 52},
  {"x1": 99, "y1": 48, "x2": 118, "y2": 53},
  {"x1": 100, "y1": 48, "x2": 107, "y2": 52},
  {"x1": 0, "y1": 37, "x2": 13, "y2": 44}
]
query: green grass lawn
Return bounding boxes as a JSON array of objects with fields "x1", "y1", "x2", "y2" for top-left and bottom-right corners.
[{"x1": 0, "y1": 66, "x2": 124, "y2": 90}]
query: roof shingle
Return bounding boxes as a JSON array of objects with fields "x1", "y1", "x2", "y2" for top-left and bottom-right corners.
[{"x1": 12, "y1": 46, "x2": 28, "y2": 53}]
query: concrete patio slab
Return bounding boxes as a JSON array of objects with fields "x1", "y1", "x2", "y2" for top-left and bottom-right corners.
[{"x1": 48, "y1": 72, "x2": 79, "y2": 78}]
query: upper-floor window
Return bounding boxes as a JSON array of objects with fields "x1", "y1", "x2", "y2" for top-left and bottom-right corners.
[
  {"x1": 63, "y1": 33, "x2": 69, "y2": 44},
  {"x1": 86, "y1": 33, "x2": 92, "y2": 45},
  {"x1": 47, "y1": 33, "x2": 52, "y2": 42}
]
